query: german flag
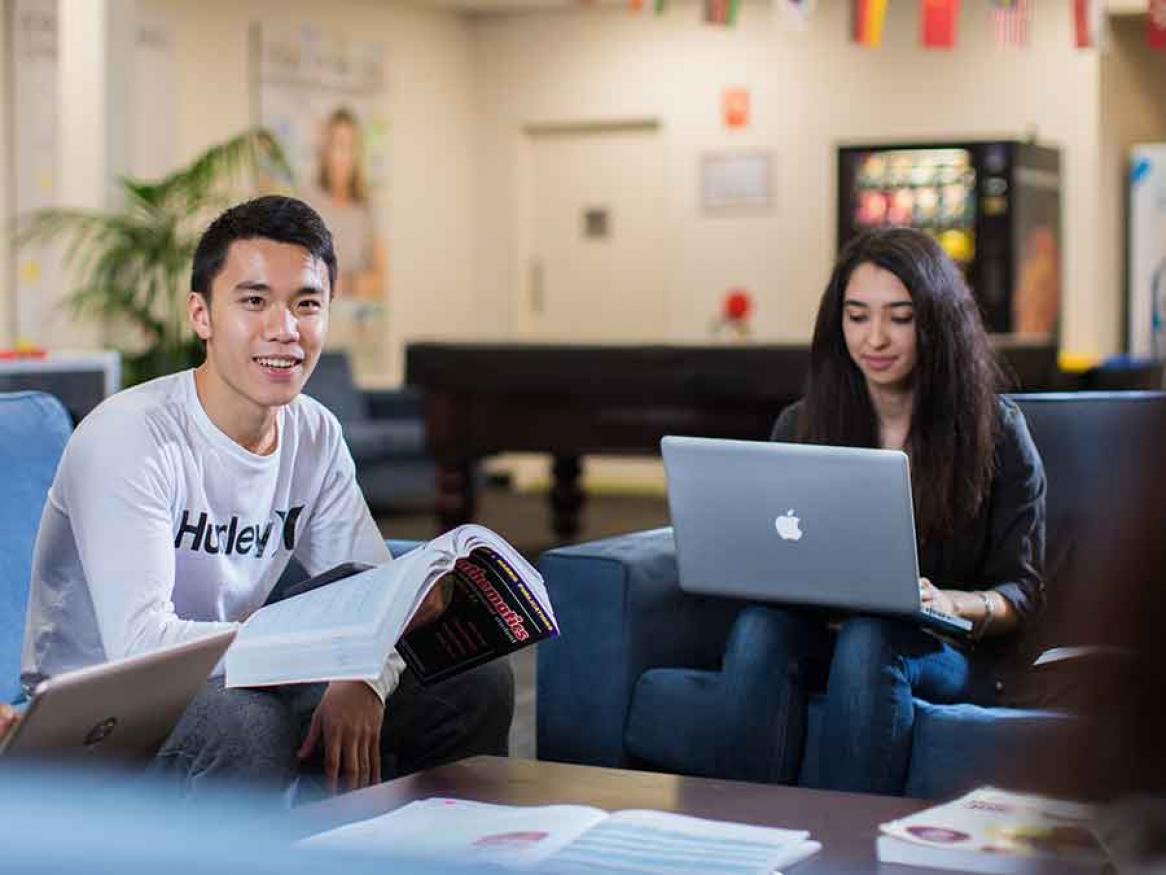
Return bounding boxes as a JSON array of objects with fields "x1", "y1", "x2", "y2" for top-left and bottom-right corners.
[
  {"x1": 704, "y1": 0, "x2": 741, "y2": 25},
  {"x1": 853, "y1": 0, "x2": 889, "y2": 46}
]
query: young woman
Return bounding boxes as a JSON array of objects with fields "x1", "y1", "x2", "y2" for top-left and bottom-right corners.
[
  {"x1": 311, "y1": 107, "x2": 387, "y2": 305},
  {"x1": 720, "y1": 227, "x2": 1046, "y2": 794}
]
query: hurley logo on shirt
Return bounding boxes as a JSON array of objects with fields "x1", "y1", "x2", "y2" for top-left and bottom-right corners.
[{"x1": 174, "y1": 506, "x2": 304, "y2": 558}]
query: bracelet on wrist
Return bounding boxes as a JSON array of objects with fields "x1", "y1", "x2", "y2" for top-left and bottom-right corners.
[{"x1": 975, "y1": 591, "x2": 994, "y2": 640}]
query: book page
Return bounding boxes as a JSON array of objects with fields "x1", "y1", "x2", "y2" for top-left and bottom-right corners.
[
  {"x1": 237, "y1": 555, "x2": 416, "y2": 644},
  {"x1": 301, "y1": 797, "x2": 607, "y2": 868},
  {"x1": 544, "y1": 809, "x2": 817, "y2": 875},
  {"x1": 225, "y1": 549, "x2": 432, "y2": 687}
]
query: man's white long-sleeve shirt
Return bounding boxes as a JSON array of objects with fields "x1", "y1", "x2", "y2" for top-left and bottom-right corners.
[{"x1": 21, "y1": 370, "x2": 403, "y2": 699}]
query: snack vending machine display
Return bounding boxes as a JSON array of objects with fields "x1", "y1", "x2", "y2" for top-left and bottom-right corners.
[{"x1": 838, "y1": 141, "x2": 1062, "y2": 339}]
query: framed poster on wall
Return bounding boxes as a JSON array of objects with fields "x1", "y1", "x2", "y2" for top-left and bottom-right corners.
[{"x1": 254, "y1": 23, "x2": 392, "y2": 384}]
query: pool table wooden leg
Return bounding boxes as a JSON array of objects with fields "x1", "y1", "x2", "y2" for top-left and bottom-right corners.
[
  {"x1": 436, "y1": 458, "x2": 477, "y2": 533},
  {"x1": 550, "y1": 454, "x2": 584, "y2": 542}
]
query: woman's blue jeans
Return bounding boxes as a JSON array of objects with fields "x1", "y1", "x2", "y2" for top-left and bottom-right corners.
[{"x1": 721, "y1": 605, "x2": 996, "y2": 794}]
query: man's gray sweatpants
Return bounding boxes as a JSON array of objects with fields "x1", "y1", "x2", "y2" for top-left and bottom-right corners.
[{"x1": 150, "y1": 659, "x2": 514, "y2": 800}]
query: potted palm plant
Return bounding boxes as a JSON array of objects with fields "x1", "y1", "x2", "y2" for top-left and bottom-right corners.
[{"x1": 18, "y1": 128, "x2": 292, "y2": 385}]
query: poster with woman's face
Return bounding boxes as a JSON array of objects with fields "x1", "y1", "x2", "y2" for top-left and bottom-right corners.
[{"x1": 255, "y1": 22, "x2": 392, "y2": 384}]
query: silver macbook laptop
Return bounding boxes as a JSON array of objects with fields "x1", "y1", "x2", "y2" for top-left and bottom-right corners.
[
  {"x1": 1, "y1": 629, "x2": 236, "y2": 761},
  {"x1": 661, "y1": 435, "x2": 972, "y2": 636}
]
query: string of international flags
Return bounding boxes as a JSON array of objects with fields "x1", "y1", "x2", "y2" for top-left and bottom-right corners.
[{"x1": 619, "y1": 0, "x2": 1166, "y2": 50}]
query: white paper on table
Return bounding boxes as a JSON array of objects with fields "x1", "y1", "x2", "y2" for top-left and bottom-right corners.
[
  {"x1": 301, "y1": 798, "x2": 607, "y2": 869},
  {"x1": 300, "y1": 798, "x2": 819, "y2": 875}
]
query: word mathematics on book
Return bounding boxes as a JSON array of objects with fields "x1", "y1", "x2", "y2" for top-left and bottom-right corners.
[
  {"x1": 225, "y1": 525, "x2": 558, "y2": 689},
  {"x1": 303, "y1": 797, "x2": 822, "y2": 875}
]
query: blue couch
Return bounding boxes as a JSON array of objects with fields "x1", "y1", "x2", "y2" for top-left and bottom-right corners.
[{"x1": 536, "y1": 392, "x2": 1166, "y2": 798}]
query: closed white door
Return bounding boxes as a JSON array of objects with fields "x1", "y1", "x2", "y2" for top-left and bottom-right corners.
[{"x1": 521, "y1": 123, "x2": 668, "y2": 342}]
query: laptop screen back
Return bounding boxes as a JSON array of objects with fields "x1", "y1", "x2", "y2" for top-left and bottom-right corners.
[{"x1": 662, "y1": 436, "x2": 921, "y2": 615}]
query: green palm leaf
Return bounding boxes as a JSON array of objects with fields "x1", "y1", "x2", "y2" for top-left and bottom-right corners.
[{"x1": 15, "y1": 127, "x2": 294, "y2": 385}]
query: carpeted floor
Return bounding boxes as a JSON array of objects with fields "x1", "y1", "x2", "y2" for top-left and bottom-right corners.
[{"x1": 376, "y1": 484, "x2": 670, "y2": 759}]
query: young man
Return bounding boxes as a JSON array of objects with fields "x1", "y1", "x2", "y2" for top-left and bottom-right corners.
[
  {"x1": 0, "y1": 703, "x2": 16, "y2": 742},
  {"x1": 20, "y1": 196, "x2": 512, "y2": 794}
]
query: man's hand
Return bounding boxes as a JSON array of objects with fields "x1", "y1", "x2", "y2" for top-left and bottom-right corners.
[
  {"x1": 919, "y1": 577, "x2": 960, "y2": 616},
  {"x1": 0, "y1": 703, "x2": 20, "y2": 742},
  {"x1": 403, "y1": 573, "x2": 455, "y2": 636},
  {"x1": 297, "y1": 680, "x2": 384, "y2": 793}
]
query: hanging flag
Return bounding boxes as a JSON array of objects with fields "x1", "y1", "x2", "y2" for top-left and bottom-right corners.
[
  {"x1": 1151, "y1": 0, "x2": 1166, "y2": 49},
  {"x1": 629, "y1": 0, "x2": 644, "y2": 11},
  {"x1": 921, "y1": 0, "x2": 961, "y2": 48},
  {"x1": 853, "y1": 0, "x2": 889, "y2": 46},
  {"x1": 654, "y1": 0, "x2": 666, "y2": 12},
  {"x1": 704, "y1": 0, "x2": 741, "y2": 26},
  {"x1": 989, "y1": 0, "x2": 1032, "y2": 48},
  {"x1": 775, "y1": 0, "x2": 818, "y2": 31},
  {"x1": 1073, "y1": 0, "x2": 1105, "y2": 48}
]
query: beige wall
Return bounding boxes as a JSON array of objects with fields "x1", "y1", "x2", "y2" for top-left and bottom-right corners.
[
  {"x1": 471, "y1": 0, "x2": 1111, "y2": 354},
  {"x1": 1099, "y1": 14, "x2": 1166, "y2": 350},
  {"x1": 3, "y1": 0, "x2": 1145, "y2": 365},
  {"x1": 143, "y1": 0, "x2": 479, "y2": 384}
]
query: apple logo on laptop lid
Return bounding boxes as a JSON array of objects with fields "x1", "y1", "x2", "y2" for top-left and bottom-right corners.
[{"x1": 775, "y1": 509, "x2": 803, "y2": 541}]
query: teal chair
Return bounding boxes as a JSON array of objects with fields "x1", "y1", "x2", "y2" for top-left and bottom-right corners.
[{"x1": 0, "y1": 392, "x2": 72, "y2": 704}]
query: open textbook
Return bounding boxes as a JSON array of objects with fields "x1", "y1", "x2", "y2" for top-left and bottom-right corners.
[
  {"x1": 225, "y1": 525, "x2": 558, "y2": 688},
  {"x1": 876, "y1": 786, "x2": 1106, "y2": 874},
  {"x1": 302, "y1": 797, "x2": 822, "y2": 875}
]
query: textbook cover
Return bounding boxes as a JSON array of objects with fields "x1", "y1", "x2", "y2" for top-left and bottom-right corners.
[
  {"x1": 225, "y1": 525, "x2": 558, "y2": 689},
  {"x1": 876, "y1": 786, "x2": 1105, "y2": 874}
]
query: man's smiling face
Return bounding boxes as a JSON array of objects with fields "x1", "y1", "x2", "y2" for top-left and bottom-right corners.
[{"x1": 189, "y1": 237, "x2": 330, "y2": 413}]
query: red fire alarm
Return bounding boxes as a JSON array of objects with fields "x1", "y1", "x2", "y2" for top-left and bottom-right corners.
[{"x1": 722, "y1": 87, "x2": 750, "y2": 130}]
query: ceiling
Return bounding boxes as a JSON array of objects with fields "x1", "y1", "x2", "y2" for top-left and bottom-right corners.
[{"x1": 426, "y1": 0, "x2": 634, "y2": 14}]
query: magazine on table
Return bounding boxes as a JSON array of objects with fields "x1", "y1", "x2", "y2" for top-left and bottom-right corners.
[
  {"x1": 301, "y1": 797, "x2": 822, "y2": 875},
  {"x1": 225, "y1": 525, "x2": 558, "y2": 688},
  {"x1": 876, "y1": 786, "x2": 1106, "y2": 874}
]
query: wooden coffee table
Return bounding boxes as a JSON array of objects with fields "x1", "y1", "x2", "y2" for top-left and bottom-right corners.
[{"x1": 294, "y1": 756, "x2": 944, "y2": 873}]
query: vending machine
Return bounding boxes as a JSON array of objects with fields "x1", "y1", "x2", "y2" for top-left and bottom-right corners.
[
  {"x1": 838, "y1": 141, "x2": 1062, "y2": 339},
  {"x1": 1128, "y1": 144, "x2": 1166, "y2": 358}
]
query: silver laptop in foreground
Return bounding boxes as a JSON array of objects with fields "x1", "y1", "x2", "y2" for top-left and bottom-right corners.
[
  {"x1": 661, "y1": 436, "x2": 972, "y2": 636},
  {"x1": 1, "y1": 629, "x2": 236, "y2": 761}
]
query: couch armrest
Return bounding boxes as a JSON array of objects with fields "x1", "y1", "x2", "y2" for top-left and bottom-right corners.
[
  {"x1": 366, "y1": 387, "x2": 424, "y2": 421},
  {"x1": 536, "y1": 528, "x2": 746, "y2": 768}
]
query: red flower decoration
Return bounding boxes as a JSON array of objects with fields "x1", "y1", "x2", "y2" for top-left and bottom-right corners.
[{"x1": 723, "y1": 288, "x2": 752, "y2": 323}]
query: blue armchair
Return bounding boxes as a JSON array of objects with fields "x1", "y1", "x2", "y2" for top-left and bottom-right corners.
[
  {"x1": 304, "y1": 351, "x2": 435, "y2": 513},
  {"x1": 536, "y1": 392, "x2": 1166, "y2": 798},
  {"x1": 1, "y1": 392, "x2": 72, "y2": 705}
]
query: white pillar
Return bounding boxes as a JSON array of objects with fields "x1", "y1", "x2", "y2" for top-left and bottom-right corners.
[{"x1": 55, "y1": 0, "x2": 135, "y2": 348}]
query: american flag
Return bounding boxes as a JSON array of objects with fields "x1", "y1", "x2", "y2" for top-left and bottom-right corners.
[
  {"x1": 774, "y1": 0, "x2": 817, "y2": 31},
  {"x1": 989, "y1": 0, "x2": 1031, "y2": 48}
]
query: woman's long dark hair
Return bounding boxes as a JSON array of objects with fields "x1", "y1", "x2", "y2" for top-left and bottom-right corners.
[{"x1": 799, "y1": 228, "x2": 1001, "y2": 542}]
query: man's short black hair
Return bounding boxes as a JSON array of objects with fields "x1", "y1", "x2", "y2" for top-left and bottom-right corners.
[{"x1": 191, "y1": 195, "x2": 337, "y2": 299}]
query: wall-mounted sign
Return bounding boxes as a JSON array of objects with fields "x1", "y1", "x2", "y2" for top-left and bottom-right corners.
[{"x1": 701, "y1": 151, "x2": 772, "y2": 210}]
